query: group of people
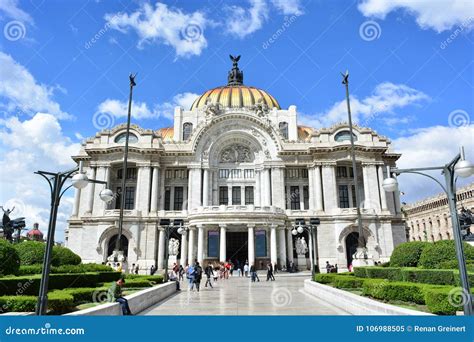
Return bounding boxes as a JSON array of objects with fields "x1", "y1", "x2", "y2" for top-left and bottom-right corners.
[{"x1": 325, "y1": 261, "x2": 338, "y2": 273}]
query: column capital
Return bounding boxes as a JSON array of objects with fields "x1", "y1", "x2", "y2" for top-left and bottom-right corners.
[
  {"x1": 321, "y1": 162, "x2": 337, "y2": 167},
  {"x1": 361, "y1": 162, "x2": 378, "y2": 167},
  {"x1": 219, "y1": 224, "x2": 227, "y2": 229},
  {"x1": 247, "y1": 224, "x2": 256, "y2": 228}
]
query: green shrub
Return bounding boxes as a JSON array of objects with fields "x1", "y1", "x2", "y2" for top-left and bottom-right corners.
[
  {"x1": 0, "y1": 292, "x2": 74, "y2": 314},
  {"x1": 314, "y1": 273, "x2": 339, "y2": 284},
  {"x1": 401, "y1": 268, "x2": 456, "y2": 285},
  {"x1": 419, "y1": 240, "x2": 474, "y2": 269},
  {"x1": 47, "y1": 292, "x2": 75, "y2": 314},
  {"x1": 54, "y1": 287, "x2": 109, "y2": 306},
  {"x1": 123, "y1": 279, "x2": 152, "y2": 288},
  {"x1": 424, "y1": 288, "x2": 458, "y2": 315},
  {"x1": 97, "y1": 271, "x2": 122, "y2": 283},
  {"x1": 14, "y1": 241, "x2": 45, "y2": 265},
  {"x1": 0, "y1": 240, "x2": 20, "y2": 276},
  {"x1": 353, "y1": 267, "x2": 367, "y2": 278},
  {"x1": 125, "y1": 274, "x2": 164, "y2": 283},
  {"x1": 18, "y1": 265, "x2": 43, "y2": 275},
  {"x1": 439, "y1": 260, "x2": 474, "y2": 272},
  {"x1": 362, "y1": 279, "x2": 427, "y2": 304},
  {"x1": 363, "y1": 267, "x2": 403, "y2": 281},
  {"x1": 390, "y1": 241, "x2": 430, "y2": 267},
  {"x1": 18, "y1": 263, "x2": 115, "y2": 276},
  {"x1": 51, "y1": 246, "x2": 81, "y2": 266},
  {"x1": 333, "y1": 276, "x2": 366, "y2": 289}
]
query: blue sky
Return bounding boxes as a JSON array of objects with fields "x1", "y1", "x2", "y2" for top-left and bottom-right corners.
[{"x1": 0, "y1": 0, "x2": 473, "y2": 241}]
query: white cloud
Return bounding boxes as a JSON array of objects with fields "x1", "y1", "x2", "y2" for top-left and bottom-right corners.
[
  {"x1": 0, "y1": 0, "x2": 32, "y2": 22},
  {"x1": 104, "y1": 2, "x2": 208, "y2": 58},
  {"x1": 358, "y1": 0, "x2": 474, "y2": 32},
  {"x1": 0, "y1": 52, "x2": 72, "y2": 120},
  {"x1": 271, "y1": 0, "x2": 303, "y2": 16},
  {"x1": 0, "y1": 113, "x2": 80, "y2": 242},
  {"x1": 225, "y1": 0, "x2": 269, "y2": 38},
  {"x1": 392, "y1": 125, "x2": 474, "y2": 203},
  {"x1": 95, "y1": 92, "x2": 199, "y2": 121},
  {"x1": 298, "y1": 82, "x2": 429, "y2": 128}
]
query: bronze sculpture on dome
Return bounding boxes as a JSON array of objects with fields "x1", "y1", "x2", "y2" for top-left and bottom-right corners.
[{"x1": 228, "y1": 54, "x2": 244, "y2": 85}]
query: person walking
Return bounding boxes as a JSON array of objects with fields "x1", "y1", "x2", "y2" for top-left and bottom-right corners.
[
  {"x1": 243, "y1": 262, "x2": 249, "y2": 277},
  {"x1": 178, "y1": 264, "x2": 185, "y2": 281},
  {"x1": 266, "y1": 262, "x2": 275, "y2": 281},
  {"x1": 130, "y1": 263, "x2": 135, "y2": 274},
  {"x1": 204, "y1": 263, "x2": 214, "y2": 288},
  {"x1": 194, "y1": 262, "x2": 203, "y2": 292},
  {"x1": 187, "y1": 263, "x2": 195, "y2": 291},
  {"x1": 134, "y1": 264, "x2": 139, "y2": 274},
  {"x1": 108, "y1": 277, "x2": 132, "y2": 315},
  {"x1": 250, "y1": 264, "x2": 259, "y2": 282},
  {"x1": 150, "y1": 265, "x2": 156, "y2": 275}
]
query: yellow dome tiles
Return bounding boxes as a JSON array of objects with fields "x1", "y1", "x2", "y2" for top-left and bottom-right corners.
[{"x1": 190, "y1": 85, "x2": 280, "y2": 111}]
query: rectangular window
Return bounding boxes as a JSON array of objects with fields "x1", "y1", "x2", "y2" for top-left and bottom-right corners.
[
  {"x1": 244, "y1": 169, "x2": 254, "y2": 178},
  {"x1": 164, "y1": 187, "x2": 171, "y2": 210},
  {"x1": 117, "y1": 168, "x2": 137, "y2": 180},
  {"x1": 245, "y1": 186, "x2": 254, "y2": 205},
  {"x1": 349, "y1": 167, "x2": 354, "y2": 178},
  {"x1": 351, "y1": 185, "x2": 357, "y2": 207},
  {"x1": 232, "y1": 186, "x2": 241, "y2": 205},
  {"x1": 115, "y1": 187, "x2": 135, "y2": 210},
  {"x1": 174, "y1": 187, "x2": 184, "y2": 211},
  {"x1": 165, "y1": 170, "x2": 173, "y2": 179},
  {"x1": 303, "y1": 186, "x2": 309, "y2": 209},
  {"x1": 255, "y1": 230, "x2": 267, "y2": 257},
  {"x1": 219, "y1": 169, "x2": 229, "y2": 179},
  {"x1": 339, "y1": 185, "x2": 350, "y2": 208},
  {"x1": 301, "y1": 169, "x2": 308, "y2": 178},
  {"x1": 208, "y1": 231, "x2": 219, "y2": 258},
  {"x1": 337, "y1": 166, "x2": 347, "y2": 178},
  {"x1": 290, "y1": 186, "x2": 300, "y2": 210},
  {"x1": 174, "y1": 169, "x2": 186, "y2": 179},
  {"x1": 231, "y1": 169, "x2": 241, "y2": 179},
  {"x1": 219, "y1": 187, "x2": 228, "y2": 205}
]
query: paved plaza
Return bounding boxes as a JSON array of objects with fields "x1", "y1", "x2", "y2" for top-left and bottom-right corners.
[{"x1": 140, "y1": 273, "x2": 349, "y2": 315}]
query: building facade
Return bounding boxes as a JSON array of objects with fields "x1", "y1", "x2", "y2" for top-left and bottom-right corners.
[
  {"x1": 403, "y1": 183, "x2": 474, "y2": 242},
  {"x1": 66, "y1": 59, "x2": 406, "y2": 271}
]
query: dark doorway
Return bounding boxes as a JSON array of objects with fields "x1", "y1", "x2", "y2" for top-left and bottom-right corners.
[
  {"x1": 226, "y1": 231, "x2": 248, "y2": 265},
  {"x1": 345, "y1": 232, "x2": 359, "y2": 268},
  {"x1": 107, "y1": 234, "x2": 129, "y2": 259}
]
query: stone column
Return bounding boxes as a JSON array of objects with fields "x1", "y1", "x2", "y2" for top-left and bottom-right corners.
[
  {"x1": 219, "y1": 224, "x2": 226, "y2": 262},
  {"x1": 228, "y1": 186, "x2": 233, "y2": 205},
  {"x1": 308, "y1": 229, "x2": 314, "y2": 271},
  {"x1": 278, "y1": 228, "x2": 287, "y2": 267},
  {"x1": 197, "y1": 225, "x2": 204, "y2": 264},
  {"x1": 362, "y1": 164, "x2": 370, "y2": 209},
  {"x1": 180, "y1": 231, "x2": 188, "y2": 266},
  {"x1": 314, "y1": 165, "x2": 323, "y2": 211},
  {"x1": 365, "y1": 163, "x2": 381, "y2": 211},
  {"x1": 286, "y1": 228, "x2": 294, "y2": 263},
  {"x1": 150, "y1": 166, "x2": 160, "y2": 212},
  {"x1": 202, "y1": 169, "x2": 209, "y2": 206},
  {"x1": 159, "y1": 168, "x2": 166, "y2": 210},
  {"x1": 188, "y1": 167, "x2": 202, "y2": 210},
  {"x1": 157, "y1": 228, "x2": 165, "y2": 269},
  {"x1": 86, "y1": 166, "x2": 96, "y2": 213},
  {"x1": 377, "y1": 165, "x2": 388, "y2": 211},
  {"x1": 271, "y1": 167, "x2": 285, "y2": 209},
  {"x1": 136, "y1": 165, "x2": 151, "y2": 213},
  {"x1": 93, "y1": 166, "x2": 107, "y2": 215},
  {"x1": 248, "y1": 224, "x2": 255, "y2": 266},
  {"x1": 187, "y1": 227, "x2": 196, "y2": 265},
  {"x1": 308, "y1": 166, "x2": 315, "y2": 210},
  {"x1": 255, "y1": 170, "x2": 261, "y2": 206},
  {"x1": 183, "y1": 185, "x2": 188, "y2": 211},
  {"x1": 212, "y1": 170, "x2": 218, "y2": 205},
  {"x1": 270, "y1": 225, "x2": 277, "y2": 266},
  {"x1": 170, "y1": 186, "x2": 175, "y2": 210},
  {"x1": 72, "y1": 188, "x2": 81, "y2": 217},
  {"x1": 299, "y1": 185, "x2": 304, "y2": 210},
  {"x1": 241, "y1": 186, "x2": 245, "y2": 205},
  {"x1": 263, "y1": 168, "x2": 271, "y2": 206},
  {"x1": 321, "y1": 163, "x2": 337, "y2": 212}
]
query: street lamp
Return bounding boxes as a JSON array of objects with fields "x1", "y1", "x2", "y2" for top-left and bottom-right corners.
[
  {"x1": 292, "y1": 218, "x2": 320, "y2": 279},
  {"x1": 35, "y1": 163, "x2": 112, "y2": 315},
  {"x1": 160, "y1": 219, "x2": 187, "y2": 282},
  {"x1": 382, "y1": 146, "x2": 474, "y2": 316}
]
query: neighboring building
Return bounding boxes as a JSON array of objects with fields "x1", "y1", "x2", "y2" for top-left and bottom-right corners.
[
  {"x1": 403, "y1": 183, "x2": 474, "y2": 242},
  {"x1": 66, "y1": 58, "x2": 405, "y2": 272},
  {"x1": 26, "y1": 222, "x2": 44, "y2": 241}
]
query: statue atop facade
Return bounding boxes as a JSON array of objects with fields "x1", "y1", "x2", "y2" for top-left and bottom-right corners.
[
  {"x1": 0, "y1": 206, "x2": 25, "y2": 243},
  {"x1": 295, "y1": 237, "x2": 308, "y2": 255},
  {"x1": 203, "y1": 97, "x2": 222, "y2": 117},
  {"x1": 169, "y1": 238, "x2": 180, "y2": 256},
  {"x1": 228, "y1": 55, "x2": 244, "y2": 85}
]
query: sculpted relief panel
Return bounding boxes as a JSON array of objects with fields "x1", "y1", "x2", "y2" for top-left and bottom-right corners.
[{"x1": 220, "y1": 144, "x2": 253, "y2": 163}]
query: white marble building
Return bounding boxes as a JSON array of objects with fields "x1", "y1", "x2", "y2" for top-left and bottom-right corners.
[{"x1": 66, "y1": 59, "x2": 406, "y2": 271}]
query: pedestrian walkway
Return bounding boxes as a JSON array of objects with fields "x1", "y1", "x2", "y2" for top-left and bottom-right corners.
[{"x1": 140, "y1": 273, "x2": 349, "y2": 315}]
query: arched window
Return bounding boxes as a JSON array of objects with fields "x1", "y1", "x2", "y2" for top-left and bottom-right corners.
[
  {"x1": 279, "y1": 122, "x2": 289, "y2": 139},
  {"x1": 183, "y1": 122, "x2": 193, "y2": 140},
  {"x1": 114, "y1": 132, "x2": 138, "y2": 144},
  {"x1": 335, "y1": 130, "x2": 357, "y2": 142}
]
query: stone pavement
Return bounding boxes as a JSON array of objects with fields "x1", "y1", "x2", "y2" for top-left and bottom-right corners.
[{"x1": 140, "y1": 272, "x2": 350, "y2": 315}]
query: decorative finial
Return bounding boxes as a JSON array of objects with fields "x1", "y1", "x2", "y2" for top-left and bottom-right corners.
[{"x1": 228, "y1": 54, "x2": 243, "y2": 85}]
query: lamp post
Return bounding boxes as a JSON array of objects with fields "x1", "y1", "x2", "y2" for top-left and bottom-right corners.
[
  {"x1": 341, "y1": 71, "x2": 366, "y2": 256},
  {"x1": 292, "y1": 218, "x2": 320, "y2": 279},
  {"x1": 113, "y1": 73, "x2": 137, "y2": 261},
  {"x1": 382, "y1": 147, "x2": 474, "y2": 316},
  {"x1": 160, "y1": 219, "x2": 186, "y2": 282},
  {"x1": 35, "y1": 163, "x2": 113, "y2": 315}
]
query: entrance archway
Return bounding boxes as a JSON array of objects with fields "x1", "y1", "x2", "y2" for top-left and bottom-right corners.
[
  {"x1": 107, "y1": 235, "x2": 129, "y2": 259},
  {"x1": 226, "y1": 232, "x2": 248, "y2": 265},
  {"x1": 345, "y1": 232, "x2": 359, "y2": 268}
]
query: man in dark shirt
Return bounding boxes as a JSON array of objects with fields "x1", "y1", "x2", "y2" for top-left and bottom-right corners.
[
  {"x1": 204, "y1": 263, "x2": 214, "y2": 288},
  {"x1": 109, "y1": 278, "x2": 132, "y2": 315}
]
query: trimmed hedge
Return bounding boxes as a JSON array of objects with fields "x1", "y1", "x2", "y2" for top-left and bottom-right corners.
[
  {"x1": 0, "y1": 240, "x2": 20, "y2": 276},
  {"x1": 51, "y1": 246, "x2": 81, "y2": 266},
  {"x1": 362, "y1": 279, "x2": 428, "y2": 304},
  {"x1": 419, "y1": 240, "x2": 474, "y2": 269},
  {"x1": 401, "y1": 268, "x2": 455, "y2": 285},
  {"x1": 18, "y1": 263, "x2": 115, "y2": 276},
  {"x1": 0, "y1": 292, "x2": 75, "y2": 314},
  {"x1": 125, "y1": 274, "x2": 164, "y2": 283},
  {"x1": 390, "y1": 241, "x2": 430, "y2": 267},
  {"x1": 332, "y1": 276, "x2": 366, "y2": 289},
  {"x1": 424, "y1": 288, "x2": 458, "y2": 315},
  {"x1": 439, "y1": 260, "x2": 474, "y2": 273},
  {"x1": 353, "y1": 267, "x2": 403, "y2": 281},
  {"x1": 123, "y1": 279, "x2": 153, "y2": 288},
  {"x1": 314, "y1": 273, "x2": 339, "y2": 284},
  {"x1": 14, "y1": 241, "x2": 45, "y2": 265}
]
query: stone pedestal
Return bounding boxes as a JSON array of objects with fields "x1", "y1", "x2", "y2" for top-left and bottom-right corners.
[
  {"x1": 351, "y1": 247, "x2": 374, "y2": 267},
  {"x1": 296, "y1": 254, "x2": 307, "y2": 271},
  {"x1": 168, "y1": 255, "x2": 177, "y2": 268}
]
